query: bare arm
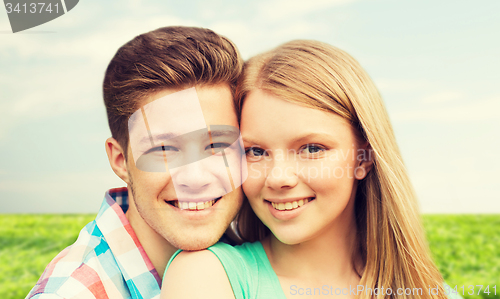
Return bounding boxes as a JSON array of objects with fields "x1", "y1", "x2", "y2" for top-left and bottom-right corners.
[{"x1": 161, "y1": 250, "x2": 235, "y2": 299}]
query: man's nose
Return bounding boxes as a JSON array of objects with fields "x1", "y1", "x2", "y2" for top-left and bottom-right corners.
[{"x1": 171, "y1": 153, "x2": 215, "y2": 191}]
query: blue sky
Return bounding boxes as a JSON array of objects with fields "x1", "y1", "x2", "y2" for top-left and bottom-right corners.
[{"x1": 0, "y1": 0, "x2": 499, "y2": 213}]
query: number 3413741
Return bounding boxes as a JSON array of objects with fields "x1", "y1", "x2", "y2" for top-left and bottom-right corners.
[
  {"x1": 445, "y1": 285, "x2": 497, "y2": 296},
  {"x1": 5, "y1": 3, "x2": 60, "y2": 14}
]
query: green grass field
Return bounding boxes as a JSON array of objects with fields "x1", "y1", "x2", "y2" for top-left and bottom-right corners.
[
  {"x1": 423, "y1": 215, "x2": 500, "y2": 298},
  {"x1": 1, "y1": 215, "x2": 499, "y2": 299}
]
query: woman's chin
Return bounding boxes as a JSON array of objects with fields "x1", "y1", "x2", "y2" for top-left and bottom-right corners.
[{"x1": 270, "y1": 229, "x2": 310, "y2": 246}]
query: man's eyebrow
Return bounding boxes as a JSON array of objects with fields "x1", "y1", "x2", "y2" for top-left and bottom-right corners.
[
  {"x1": 139, "y1": 132, "x2": 177, "y2": 145},
  {"x1": 138, "y1": 128, "x2": 239, "y2": 145},
  {"x1": 207, "y1": 129, "x2": 239, "y2": 138}
]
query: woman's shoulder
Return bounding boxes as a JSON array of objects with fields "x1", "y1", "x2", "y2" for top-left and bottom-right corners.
[
  {"x1": 162, "y1": 242, "x2": 265, "y2": 299},
  {"x1": 207, "y1": 241, "x2": 264, "y2": 281},
  {"x1": 209, "y1": 241, "x2": 284, "y2": 298},
  {"x1": 161, "y1": 248, "x2": 235, "y2": 298},
  {"x1": 208, "y1": 241, "x2": 264, "y2": 260}
]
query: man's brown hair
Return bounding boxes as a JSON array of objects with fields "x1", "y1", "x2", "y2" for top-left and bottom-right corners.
[{"x1": 103, "y1": 26, "x2": 243, "y2": 157}]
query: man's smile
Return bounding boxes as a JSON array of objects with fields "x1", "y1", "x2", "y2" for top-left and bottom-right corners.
[{"x1": 165, "y1": 196, "x2": 223, "y2": 210}]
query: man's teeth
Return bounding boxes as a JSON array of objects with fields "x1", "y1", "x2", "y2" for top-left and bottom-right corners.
[
  {"x1": 271, "y1": 198, "x2": 312, "y2": 211},
  {"x1": 174, "y1": 199, "x2": 216, "y2": 210}
]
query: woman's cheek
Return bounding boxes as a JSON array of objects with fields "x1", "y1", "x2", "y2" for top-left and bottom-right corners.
[{"x1": 242, "y1": 162, "x2": 265, "y2": 197}]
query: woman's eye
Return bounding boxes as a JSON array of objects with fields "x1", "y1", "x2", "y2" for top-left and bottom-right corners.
[
  {"x1": 245, "y1": 147, "x2": 266, "y2": 157},
  {"x1": 301, "y1": 144, "x2": 325, "y2": 155}
]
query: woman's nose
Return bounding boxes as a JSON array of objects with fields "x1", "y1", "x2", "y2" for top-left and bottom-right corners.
[{"x1": 264, "y1": 159, "x2": 299, "y2": 190}]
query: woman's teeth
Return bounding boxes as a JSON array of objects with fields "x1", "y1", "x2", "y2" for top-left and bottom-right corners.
[
  {"x1": 173, "y1": 198, "x2": 218, "y2": 210},
  {"x1": 271, "y1": 198, "x2": 313, "y2": 211}
]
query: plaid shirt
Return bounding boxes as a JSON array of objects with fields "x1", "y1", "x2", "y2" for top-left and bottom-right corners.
[{"x1": 26, "y1": 188, "x2": 162, "y2": 299}]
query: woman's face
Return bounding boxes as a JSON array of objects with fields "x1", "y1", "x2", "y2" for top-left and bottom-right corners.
[{"x1": 241, "y1": 89, "x2": 371, "y2": 245}]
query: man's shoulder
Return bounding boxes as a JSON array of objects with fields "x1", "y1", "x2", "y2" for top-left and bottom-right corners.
[{"x1": 26, "y1": 220, "x2": 128, "y2": 298}]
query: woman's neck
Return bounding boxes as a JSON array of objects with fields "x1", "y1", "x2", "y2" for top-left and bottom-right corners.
[{"x1": 262, "y1": 213, "x2": 361, "y2": 288}]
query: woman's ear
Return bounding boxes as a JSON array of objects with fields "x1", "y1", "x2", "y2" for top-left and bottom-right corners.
[
  {"x1": 105, "y1": 137, "x2": 131, "y2": 184},
  {"x1": 354, "y1": 142, "x2": 374, "y2": 180}
]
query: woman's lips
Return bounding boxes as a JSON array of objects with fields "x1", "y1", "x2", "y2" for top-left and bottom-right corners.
[
  {"x1": 268, "y1": 197, "x2": 314, "y2": 211},
  {"x1": 265, "y1": 197, "x2": 315, "y2": 220},
  {"x1": 266, "y1": 197, "x2": 315, "y2": 211}
]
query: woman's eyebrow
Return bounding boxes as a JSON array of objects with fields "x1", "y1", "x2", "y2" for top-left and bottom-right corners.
[
  {"x1": 241, "y1": 136, "x2": 262, "y2": 145},
  {"x1": 242, "y1": 132, "x2": 338, "y2": 147},
  {"x1": 291, "y1": 132, "x2": 338, "y2": 144}
]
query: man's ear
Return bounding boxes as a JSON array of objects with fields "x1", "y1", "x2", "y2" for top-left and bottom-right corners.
[
  {"x1": 354, "y1": 142, "x2": 374, "y2": 180},
  {"x1": 105, "y1": 137, "x2": 130, "y2": 184}
]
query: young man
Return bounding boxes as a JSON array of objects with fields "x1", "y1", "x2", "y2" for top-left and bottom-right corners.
[{"x1": 27, "y1": 26, "x2": 245, "y2": 299}]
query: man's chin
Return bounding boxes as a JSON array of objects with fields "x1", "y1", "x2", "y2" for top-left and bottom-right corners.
[{"x1": 169, "y1": 233, "x2": 222, "y2": 251}]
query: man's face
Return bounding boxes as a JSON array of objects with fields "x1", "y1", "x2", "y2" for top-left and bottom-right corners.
[{"x1": 125, "y1": 84, "x2": 245, "y2": 250}]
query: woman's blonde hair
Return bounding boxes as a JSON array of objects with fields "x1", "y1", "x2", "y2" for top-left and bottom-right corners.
[{"x1": 235, "y1": 40, "x2": 447, "y2": 299}]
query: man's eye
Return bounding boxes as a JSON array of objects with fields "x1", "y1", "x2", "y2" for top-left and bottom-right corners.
[
  {"x1": 300, "y1": 144, "x2": 325, "y2": 155},
  {"x1": 147, "y1": 145, "x2": 178, "y2": 153},
  {"x1": 245, "y1": 147, "x2": 266, "y2": 157}
]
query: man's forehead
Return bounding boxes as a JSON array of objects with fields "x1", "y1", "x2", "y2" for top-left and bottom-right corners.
[{"x1": 133, "y1": 87, "x2": 207, "y2": 135}]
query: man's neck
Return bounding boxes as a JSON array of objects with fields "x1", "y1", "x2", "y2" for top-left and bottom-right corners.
[{"x1": 125, "y1": 200, "x2": 178, "y2": 279}]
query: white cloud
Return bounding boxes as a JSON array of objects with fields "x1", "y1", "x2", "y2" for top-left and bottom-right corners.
[
  {"x1": 375, "y1": 78, "x2": 429, "y2": 93},
  {"x1": 0, "y1": 63, "x2": 101, "y2": 139},
  {"x1": 420, "y1": 90, "x2": 463, "y2": 104},
  {"x1": 0, "y1": 15, "x2": 200, "y2": 62},
  {"x1": 0, "y1": 170, "x2": 125, "y2": 213},
  {"x1": 257, "y1": 0, "x2": 355, "y2": 21},
  {"x1": 210, "y1": 7, "x2": 338, "y2": 59},
  {"x1": 0, "y1": 10, "x2": 202, "y2": 139},
  {"x1": 392, "y1": 94, "x2": 500, "y2": 123},
  {"x1": 211, "y1": 19, "x2": 319, "y2": 58},
  {"x1": 412, "y1": 169, "x2": 500, "y2": 214}
]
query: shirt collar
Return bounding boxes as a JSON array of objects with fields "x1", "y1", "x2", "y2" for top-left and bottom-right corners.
[{"x1": 95, "y1": 187, "x2": 162, "y2": 296}]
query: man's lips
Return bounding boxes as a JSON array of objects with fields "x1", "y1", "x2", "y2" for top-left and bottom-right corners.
[{"x1": 165, "y1": 196, "x2": 223, "y2": 210}]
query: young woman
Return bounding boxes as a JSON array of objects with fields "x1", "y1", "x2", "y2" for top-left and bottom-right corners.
[{"x1": 162, "y1": 40, "x2": 460, "y2": 299}]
